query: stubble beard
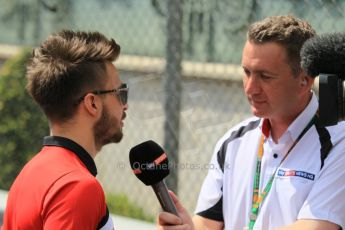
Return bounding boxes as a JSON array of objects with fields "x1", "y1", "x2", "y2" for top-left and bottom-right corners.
[{"x1": 93, "y1": 107, "x2": 123, "y2": 151}]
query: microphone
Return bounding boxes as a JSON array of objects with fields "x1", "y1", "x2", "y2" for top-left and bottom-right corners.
[
  {"x1": 301, "y1": 32, "x2": 345, "y2": 77},
  {"x1": 300, "y1": 33, "x2": 345, "y2": 126},
  {"x1": 129, "y1": 140, "x2": 179, "y2": 216}
]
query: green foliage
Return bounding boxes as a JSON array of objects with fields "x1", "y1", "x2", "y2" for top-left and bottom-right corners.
[
  {"x1": 0, "y1": 49, "x2": 49, "y2": 190},
  {"x1": 106, "y1": 193, "x2": 154, "y2": 222}
]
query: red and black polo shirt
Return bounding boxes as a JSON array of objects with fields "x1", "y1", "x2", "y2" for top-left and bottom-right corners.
[{"x1": 2, "y1": 136, "x2": 113, "y2": 230}]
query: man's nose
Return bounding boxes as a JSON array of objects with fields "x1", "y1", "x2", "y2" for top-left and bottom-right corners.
[{"x1": 244, "y1": 76, "x2": 260, "y2": 95}]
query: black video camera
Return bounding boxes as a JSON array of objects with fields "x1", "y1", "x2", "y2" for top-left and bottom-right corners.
[
  {"x1": 301, "y1": 32, "x2": 345, "y2": 126},
  {"x1": 318, "y1": 74, "x2": 345, "y2": 126}
]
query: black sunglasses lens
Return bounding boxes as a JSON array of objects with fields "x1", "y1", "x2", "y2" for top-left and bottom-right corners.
[{"x1": 120, "y1": 90, "x2": 128, "y2": 104}]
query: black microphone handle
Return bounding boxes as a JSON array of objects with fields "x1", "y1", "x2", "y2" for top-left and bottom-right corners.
[{"x1": 151, "y1": 180, "x2": 179, "y2": 217}]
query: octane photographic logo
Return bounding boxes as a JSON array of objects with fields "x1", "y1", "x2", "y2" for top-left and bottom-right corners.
[{"x1": 130, "y1": 161, "x2": 230, "y2": 172}]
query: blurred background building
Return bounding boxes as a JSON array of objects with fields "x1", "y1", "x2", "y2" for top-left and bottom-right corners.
[{"x1": 0, "y1": 0, "x2": 344, "y2": 223}]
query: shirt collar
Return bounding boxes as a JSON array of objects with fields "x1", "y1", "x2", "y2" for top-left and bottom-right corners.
[
  {"x1": 43, "y1": 136, "x2": 97, "y2": 176},
  {"x1": 262, "y1": 119, "x2": 271, "y2": 138},
  {"x1": 261, "y1": 92, "x2": 318, "y2": 141},
  {"x1": 287, "y1": 92, "x2": 318, "y2": 141}
]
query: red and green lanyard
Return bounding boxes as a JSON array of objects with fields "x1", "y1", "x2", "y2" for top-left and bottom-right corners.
[{"x1": 248, "y1": 116, "x2": 316, "y2": 229}]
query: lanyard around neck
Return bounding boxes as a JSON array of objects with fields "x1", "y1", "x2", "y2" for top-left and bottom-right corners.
[{"x1": 248, "y1": 115, "x2": 316, "y2": 229}]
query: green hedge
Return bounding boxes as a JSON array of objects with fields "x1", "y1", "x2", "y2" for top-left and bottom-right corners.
[
  {"x1": 106, "y1": 193, "x2": 154, "y2": 222},
  {"x1": 0, "y1": 49, "x2": 49, "y2": 190}
]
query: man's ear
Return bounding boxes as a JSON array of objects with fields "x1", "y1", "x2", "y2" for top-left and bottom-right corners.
[
  {"x1": 301, "y1": 78, "x2": 307, "y2": 86},
  {"x1": 304, "y1": 76, "x2": 315, "y2": 87},
  {"x1": 82, "y1": 94, "x2": 100, "y2": 117},
  {"x1": 299, "y1": 69, "x2": 314, "y2": 87}
]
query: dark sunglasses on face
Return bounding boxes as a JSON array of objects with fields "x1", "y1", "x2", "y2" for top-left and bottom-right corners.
[
  {"x1": 77, "y1": 83, "x2": 129, "y2": 105},
  {"x1": 92, "y1": 83, "x2": 129, "y2": 105}
]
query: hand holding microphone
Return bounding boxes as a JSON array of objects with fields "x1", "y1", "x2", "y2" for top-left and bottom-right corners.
[
  {"x1": 157, "y1": 190, "x2": 195, "y2": 230},
  {"x1": 129, "y1": 140, "x2": 194, "y2": 229}
]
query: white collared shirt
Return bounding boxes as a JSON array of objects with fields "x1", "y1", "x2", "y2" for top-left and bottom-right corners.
[{"x1": 195, "y1": 92, "x2": 345, "y2": 229}]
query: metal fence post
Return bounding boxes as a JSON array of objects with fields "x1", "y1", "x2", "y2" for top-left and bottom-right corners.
[{"x1": 164, "y1": 0, "x2": 183, "y2": 194}]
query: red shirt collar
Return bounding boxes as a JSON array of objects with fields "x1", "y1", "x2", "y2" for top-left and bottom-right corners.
[{"x1": 262, "y1": 119, "x2": 271, "y2": 138}]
